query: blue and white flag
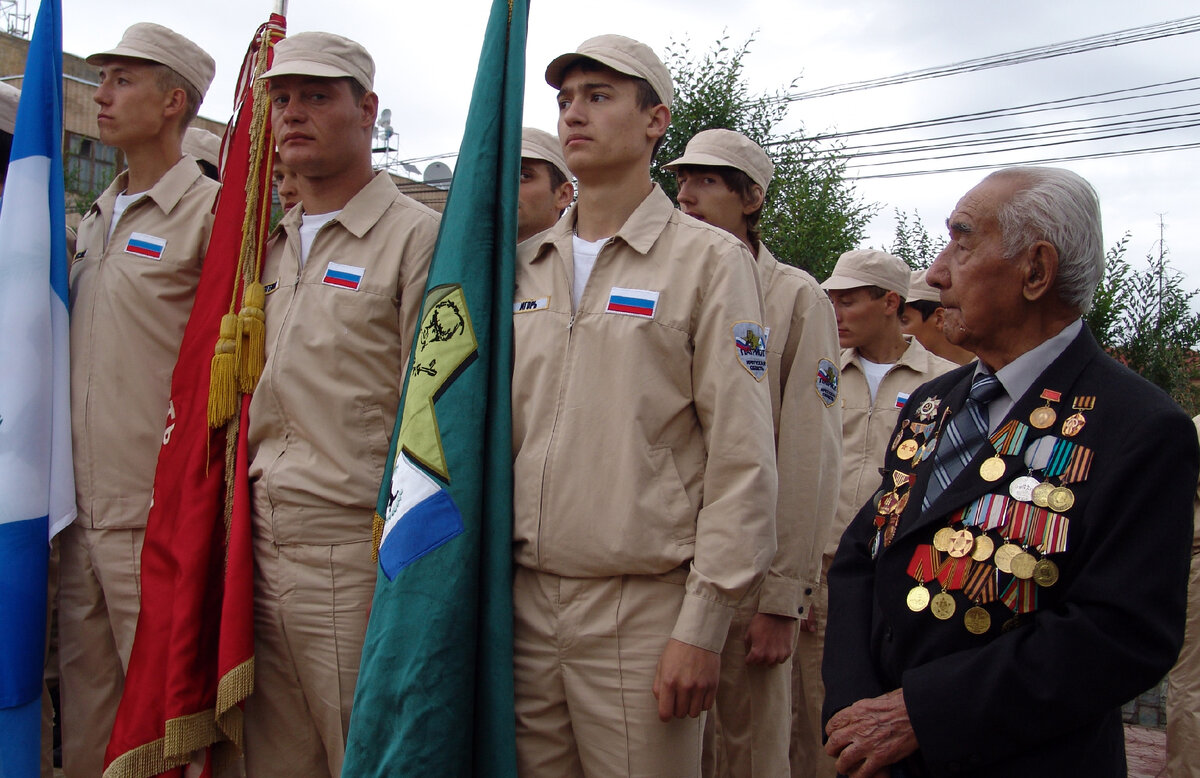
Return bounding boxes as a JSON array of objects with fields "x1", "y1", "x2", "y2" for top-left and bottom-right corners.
[{"x1": 0, "y1": 0, "x2": 73, "y2": 773}]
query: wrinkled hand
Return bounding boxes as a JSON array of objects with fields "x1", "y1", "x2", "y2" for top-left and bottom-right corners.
[
  {"x1": 744, "y1": 613, "x2": 796, "y2": 666},
  {"x1": 824, "y1": 688, "x2": 918, "y2": 777},
  {"x1": 651, "y1": 638, "x2": 720, "y2": 722}
]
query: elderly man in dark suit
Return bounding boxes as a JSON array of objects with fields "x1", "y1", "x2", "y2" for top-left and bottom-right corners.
[{"x1": 821, "y1": 166, "x2": 1198, "y2": 777}]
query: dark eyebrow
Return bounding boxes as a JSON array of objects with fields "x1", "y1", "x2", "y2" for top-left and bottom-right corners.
[{"x1": 946, "y1": 218, "x2": 972, "y2": 234}]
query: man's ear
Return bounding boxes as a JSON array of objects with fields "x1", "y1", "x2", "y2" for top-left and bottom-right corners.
[
  {"x1": 646, "y1": 104, "x2": 670, "y2": 143},
  {"x1": 743, "y1": 184, "x2": 765, "y2": 215},
  {"x1": 162, "y1": 87, "x2": 187, "y2": 122},
  {"x1": 360, "y1": 90, "x2": 379, "y2": 129},
  {"x1": 1022, "y1": 240, "x2": 1059, "y2": 302}
]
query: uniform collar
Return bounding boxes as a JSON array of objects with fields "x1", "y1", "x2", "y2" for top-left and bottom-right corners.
[
  {"x1": 529, "y1": 183, "x2": 675, "y2": 263},
  {"x1": 275, "y1": 170, "x2": 399, "y2": 240},
  {"x1": 841, "y1": 335, "x2": 931, "y2": 372},
  {"x1": 92, "y1": 154, "x2": 207, "y2": 220}
]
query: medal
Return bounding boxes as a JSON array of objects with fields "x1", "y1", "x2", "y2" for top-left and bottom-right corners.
[
  {"x1": 946, "y1": 529, "x2": 975, "y2": 558},
  {"x1": 890, "y1": 420, "x2": 910, "y2": 452},
  {"x1": 964, "y1": 605, "x2": 991, "y2": 634},
  {"x1": 979, "y1": 456, "x2": 1006, "y2": 482},
  {"x1": 933, "y1": 527, "x2": 955, "y2": 553},
  {"x1": 1009, "y1": 475, "x2": 1039, "y2": 502},
  {"x1": 971, "y1": 533, "x2": 995, "y2": 562},
  {"x1": 879, "y1": 491, "x2": 900, "y2": 514},
  {"x1": 1032, "y1": 557, "x2": 1060, "y2": 587},
  {"x1": 907, "y1": 585, "x2": 931, "y2": 611},
  {"x1": 1010, "y1": 551, "x2": 1037, "y2": 580},
  {"x1": 1029, "y1": 389, "x2": 1062, "y2": 429},
  {"x1": 930, "y1": 591, "x2": 956, "y2": 620},
  {"x1": 994, "y1": 543, "x2": 1020, "y2": 573},
  {"x1": 1061, "y1": 412, "x2": 1086, "y2": 437},
  {"x1": 897, "y1": 439, "x2": 919, "y2": 460},
  {"x1": 916, "y1": 396, "x2": 941, "y2": 422},
  {"x1": 1047, "y1": 486, "x2": 1075, "y2": 512},
  {"x1": 892, "y1": 470, "x2": 910, "y2": 488},
  {"x1": 1031, "y1": 482, "x2": 1054, "y2": 508},
  {"x1": 1002, "y1": 616, "x2": 1022, "y2": 633}
]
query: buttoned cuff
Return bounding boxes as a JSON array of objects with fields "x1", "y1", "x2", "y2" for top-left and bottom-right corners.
[
  {"x1": 757, "y1": 574, "x2": 804, "y2": 618},
  {"x1": 671, "y1": 592, "x2": 737, "y2": 653}
]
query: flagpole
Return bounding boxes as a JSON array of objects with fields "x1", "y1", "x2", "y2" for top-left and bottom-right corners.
[{"x1": 274, "y1": 0, "x2": 287, "y2": 14}]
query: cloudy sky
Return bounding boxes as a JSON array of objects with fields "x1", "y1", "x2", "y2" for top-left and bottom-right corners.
[{"x1": 46, "y1": 0, "x2": 1200, "y2": 280}]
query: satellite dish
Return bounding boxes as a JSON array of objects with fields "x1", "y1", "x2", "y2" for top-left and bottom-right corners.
[
  {"x1": 424, "y1": 161, "x2": 452, "y2": 189},
  {"x1": 379, "y1": 108, "x2": 392, "y2": 128}
]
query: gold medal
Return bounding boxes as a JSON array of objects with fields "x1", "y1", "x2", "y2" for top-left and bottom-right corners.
[
  {"x1": 1061, "y1": 412, "x2": 1086, "y2": 437},
  {"x1": 879, "y1": 491, "x2": 900, "y2": 514},
  {"x1": 1029, "y1": 406, "x2": 1056, "y2": 429},
  {"x1": 933, "y1": 527, "x2": 955, "y2": 553},
  {"x1": 971, "y1": 533, "x2": 995, "y2": 562},
  {"x1": 1010, "y1": 551, "x2": 1037, "y2": 579},
  {"x1": 994, "y1": 543, "x2": 1020, "y2": 573},
  {"x1": 907, "y1": 585, "x2": 931, "y2": 612},
  {"x1": 964, "y1": 605, "x2": 991, "y2": 635},
  {"x1": 930, "y1": 591, "x2": 956, "y2": 620},
  {"x1": 1047, "y1": 486, "x2": 1075, "y2": 512},
  {"x1": 947, "y1": 529, "x2": 975, "y2": 558},
  {"x1": 1031, "y1": 482, "x2": 1054, "y2": 508},
  {"x1": 979, "y1": 456, "x2": 1006, "y2": 482},
  {"x1": 1032, "y1": 558, "x2": 1060, "y2": 587},
  {"x1": 897, "y1": 439, "x2": 919, "y2": 460},
  {"x1": 884, "y1": 523, "x2": 897, "y2": 546}
]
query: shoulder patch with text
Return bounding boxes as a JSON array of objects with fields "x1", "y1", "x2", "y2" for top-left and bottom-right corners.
[
  {"x1": 732, "y1": 321, "x2": 768, "y2": 381},
  {"x1": 816, "y1": 358, "x2": 839, "y2": 406}
]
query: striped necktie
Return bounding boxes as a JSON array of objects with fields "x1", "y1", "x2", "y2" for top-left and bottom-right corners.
[{"x1": 923, "y1": 372, "x2": 1003, "y2": 510}]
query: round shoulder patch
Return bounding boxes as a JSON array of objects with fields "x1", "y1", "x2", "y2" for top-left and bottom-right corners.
[
  {"x1": 816, "y1": 358, "x2": 839, "y2": 407},
  {"x1": 732, "y1": 321, "x2": 768, "y2": 381}
]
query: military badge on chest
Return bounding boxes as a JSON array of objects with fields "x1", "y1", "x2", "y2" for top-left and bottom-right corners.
[{"x1": 896, "y1": 389, "x2": 1096, "y2": 636}]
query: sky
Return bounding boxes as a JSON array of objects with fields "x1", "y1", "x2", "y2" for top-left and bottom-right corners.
[{"x1": 37, "y1": 0, "x2": 1200, "y2": 281}]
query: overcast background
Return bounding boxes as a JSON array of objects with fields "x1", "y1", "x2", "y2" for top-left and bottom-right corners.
[{"x1": 45, "y1": 0, "x2": 1200, "y2": 281}]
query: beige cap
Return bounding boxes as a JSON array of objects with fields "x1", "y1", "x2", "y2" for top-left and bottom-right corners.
[
  {"x1": 259, "y1": 31, "x2": 374, "y2": 92},
  {"x1": 545, "y1": 34, "x2": 673, "y2": 109},
  {"x1": 521, "y1": 127, "x2": 570, "y2": 181},
  {"x1": 906, "y1": 269, "x2": 942, "y2": 304},
  {"x1": 87, "y1": 23, "x2": 215, "y2": 98},
  {"x1": 0, "y1": 81, "x2": 19, "y2": 134},
  {"x1": 821, "y1": 249, "x2": 911, "y2": 297},
  {"x1": 182, "y1": 127, "x2": 221, "y2": 167},
  {"x1": 662, "y1": 129, "x2": 774, "y2": 190}
]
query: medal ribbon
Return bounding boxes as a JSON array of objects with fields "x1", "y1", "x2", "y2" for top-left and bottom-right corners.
[
  {"x1": 1040, "y1": 389, "x2": 1062, "y2": 403},
  {"x1": 1000, "y1": 577, "x2": 1039, "y2": 614},
  {"x1": 1059, "y1": 446, "x2": 1093, "y2": 486},
  {"x1": 982, "y1": 494, "x2": 1009, "y2": 530},
  {"x1": 1024, "y1": 436, "x2": 1056, "y2": 471},
  {"x1": 963, "y1": 561, "x2": 997, "y2": 603},
  {"x1": 906, "y1": 544, "x2": 939, "y2": 583},
  {"x1": 1003, "y1": 500, "x2": 1036, "y2": 541},
  {"x1": 1072, "y1": 395, "x2": 1096, "y2": 411},
  {"x1": 1040, "y1": 513, "x2": 1070, "y2": 554},
  {"x1": 935, "y1": 555, "x2": 972, "y2": 590},
  {"x1": 989, "y1": 420, "x2": 1030, "y2": 456},
  {"x1": 1042, "y1": 438, "x2": 1076, "y2": 478}
]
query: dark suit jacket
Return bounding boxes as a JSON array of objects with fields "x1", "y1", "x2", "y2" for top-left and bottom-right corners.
[{"x1": 822, "y1": 325, "x2": 1198, "y2": 777}]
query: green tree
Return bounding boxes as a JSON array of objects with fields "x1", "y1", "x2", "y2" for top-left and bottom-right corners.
[
  {"x1": 653, "y1": 35, "x2": 874, "y2": 279},
  {"x1": 885, "y1": 209, "x2": 945, "y2": 269},
  {"x1": 1086, "y1": 222, "x2": 1200, "y2": 414}
]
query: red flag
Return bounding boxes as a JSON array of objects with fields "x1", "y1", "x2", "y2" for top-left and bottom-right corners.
[{"x1": 103, "y1": 14, "x2": 285, "y2": 778}]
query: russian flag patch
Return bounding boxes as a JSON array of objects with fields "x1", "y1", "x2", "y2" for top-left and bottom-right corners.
[
  {"x1": 124, "y1": 232, "x2": 166, "y2": 260},
  {"x1": 606, "y1": 287, "x2": 659, "y2": 318},
  {"x1": 896, "y1": 391, "x2": 911, "y2": 409},
  {"x1": 322, "y1": 262, "x2": 365, "y2": 291}
]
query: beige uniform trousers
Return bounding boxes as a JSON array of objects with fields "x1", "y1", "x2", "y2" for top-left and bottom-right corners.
[
  {"x1": 514, "y1": 566, "x2": 705, "y2": 778},
  {"x1": 701, "y1": 607, "x2": 791, "y2": 777},
  {"x1": 789, "y1": 564, "x2": 836, "y2": 777},
  {"x1": 1167, "y1": 548, "x2": 1200, "y2": 777},
  {"x1": 243, "y1": 539, "x2": 375, "y2": 778},
  {"x1": 56, "y1": 524, "x2": 144, "y2": 777}
]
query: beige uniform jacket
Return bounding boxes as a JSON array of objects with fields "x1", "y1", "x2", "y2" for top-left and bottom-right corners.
[
  {"x1": 755, "y1": 246, "x2": 842, "y2": 620},
  {"x1": 248, "y1": 172, "x2": 438, "y2": 545},
  {"x1": 512, "y1": 185, "x2": 778, "y2": 653},
  {"x1": 69, "y1": 156, "x2": 218, "y2": 529},
  {"x1": 826, "y1": 337, "x2": 956, "y2": 561}
]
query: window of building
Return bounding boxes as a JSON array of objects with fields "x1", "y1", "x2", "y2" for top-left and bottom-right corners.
[{"x1": 64, "y1": 131, "x2": 118, "y2": 197}]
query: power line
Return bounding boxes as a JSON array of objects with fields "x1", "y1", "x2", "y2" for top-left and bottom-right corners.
[{"x1": 768, "y1": 15, "x2": 1200, "y2": 103}]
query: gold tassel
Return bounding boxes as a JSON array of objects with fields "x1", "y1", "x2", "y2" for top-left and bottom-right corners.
[
  {"x1": 237, "y1": 281, "x2": 266, "y2": 393},
  {"x1": 208, "y1": 313, "x2": 240, "y2": 428},
  {"x1": 372, "y1": 511, "x2": 384, "y2": 562}
]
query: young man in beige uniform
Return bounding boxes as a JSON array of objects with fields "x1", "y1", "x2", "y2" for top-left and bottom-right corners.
[
  {"x1": 62, "y1": 24, "x2": 217, "y2": 777},
  {"x1": 900, "y1": 269, "x2": 976, "y2": 366},
  {"x1": 518, "y1": 126, "x2": 573, "y2": 242},
  {"x1": 1167, "y1": 415, "x2": 1200, "y2": 777},
  {"x1": 512, "y1": 36, "x2": 779, "y2": 777},
  {"x1": 790, "y1": 250, "x2": 955, "y2": 776},
  {"x1": 663, "y1": 129, "x2": 841, "y2": 778},
  {"x1": 244, "y1": 33, "x2": 438, "y2": 776}
]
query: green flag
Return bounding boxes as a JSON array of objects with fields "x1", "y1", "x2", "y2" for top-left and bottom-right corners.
[{"x1": 343, "y1": 1, "x2": 526, "y2": 774}]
